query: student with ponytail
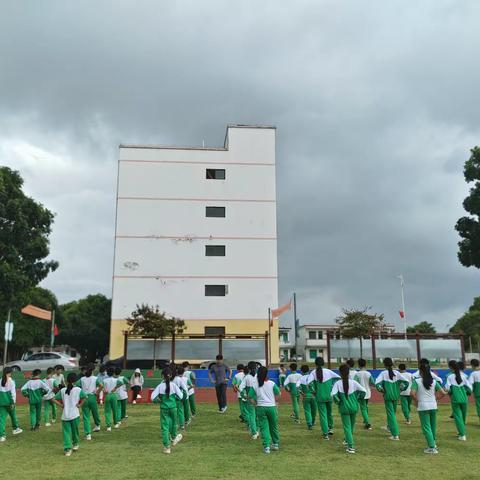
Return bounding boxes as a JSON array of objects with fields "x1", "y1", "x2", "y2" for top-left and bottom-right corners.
[
  {"x1": 469, "y1": 359, "x2": 480, "y2": 422},
  {"x1": 445, "y1": 360, "x2": 472, "y2": 441},
  {"x1": 0, "y1": 367, "x2": 23, "y2": 442},
  {"x1": 297, "y1": 365, "x2": 317, "y2": 430},
  {"x1": 248, "y1": 366, "x2": 281, "y2": 454},
  {"x1": 54, "y1": 373, "x2": 87, "y2": 456},
  {"x1": 307, "y1": 357, "x2": 340, "y2": 440},
  {"x1": 43, "y1": 367, "x2": 58, "y2": 427},
  {"x1": 173, "y1": 366, "x2": 192, "y2": 429},
  {"x1": 151, "y1": 367, "x2": 184, "y2": 454},
  {"x1": 232, "y1": 364, "x2": 246, "y2": 423},
  {"x1": 21, "y1": 369, "x2": 50, "y2": 431},
  {"x1": 411, "y1": 363, "x2": 445, "y2": 454},
  {"x1": 331, "y1": 364, "x2": 366, "y2": 454},
  {"x1": 284, "y1": 363, "x2": 301, "y2": 423},
  {"x1": 239, "y1": 361, "x2": 259, "y2": 440},
  {"x1": 102, "y1": 367, "x2": 122, "y2": 431},
  {"x1": 77, "y1": 367, "x2": 102, "y2": 440},
  {"x1": 375, "y1": 358, "x2": 408, "y2": 440}
]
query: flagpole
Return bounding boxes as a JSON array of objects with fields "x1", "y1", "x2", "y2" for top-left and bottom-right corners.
[
  {"x1": 293, "y1": 292, "x2": 298, "y2": 361},
  {"x1": 50, "y1": 309, "x2": 56, "y2": 350},
  {"x1": 398, "y1": 275, "x2": 407, "y2": 338},
  {"x1": 268, "y1": 308, "x2": 271, "y2": 367}
]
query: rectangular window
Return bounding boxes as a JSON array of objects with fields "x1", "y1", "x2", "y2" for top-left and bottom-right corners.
[
  {"x1": 281, "y1": 333, "x2": 288, "y2": 342},
  {"x1": 318, "y1": 330, "x2": 323, "y2": 339},
  {"x1": 206, "y1": 169, "x2": 226, "y2": 180},
  {"x1": 308, "y1": 331, "x2": 316, "y2": 340},
  {"x1": 205, "y1": 245, "x2": 226, "y2": 256},
  {"x1": 309, "y1": 349, "x2": 317, "y2": 360},
  {"x1": 205, "y1": 326, "x2": 226, "y2": 336},
  {"x1": 206, "y1": 206, "x2": 226, "y2": 218},
  {"x1": 205, "y1": 285, "x2": 227, "y2": 296}
]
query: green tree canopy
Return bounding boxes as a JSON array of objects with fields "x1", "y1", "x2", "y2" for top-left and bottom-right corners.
[
  {"x1": 406, "y1": 321, "x2": 436, "y2": 334},
  {"x1": 450, "y1": 296, "x2": 480, "y2": 347}
]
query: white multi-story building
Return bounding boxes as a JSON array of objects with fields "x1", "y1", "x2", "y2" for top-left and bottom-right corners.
[
  {"x1": 278, "y1": 326, "x2": 294, "y2": 361},
  {"x1": 110, "y1": 125, "x2": 279, "y2": 361}
]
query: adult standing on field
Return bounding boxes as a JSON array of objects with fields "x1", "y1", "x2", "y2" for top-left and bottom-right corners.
[{"x1": 209, "y1": 355, "x2": 231, "y2": 413}]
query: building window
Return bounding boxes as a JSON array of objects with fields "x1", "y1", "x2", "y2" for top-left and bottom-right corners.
[
  {"x1": 281, "y1": 332, "x2": 288, "y2": 343},
  {"x1": 206, "y1": 206, "x2": 226, "y2": 218},
  {"x1": 205, "y1": 285, "x2": 227, "y2": 296},
  {"x1": 318, "y1": 330, "x2": 323, "y2": 339},
  {"x1": 206, "y1": 169, "x2": 226, "y2": 180},
  {"x1": 205, "y1": 245, "x2": 226, "y2": 256},
  {"x1": 205, "y1": 326, "x2": 225, "y2": 336},
  {"x1": 309, "y1": 349, "x2": 317, "y2": 360},
  {"x1": 308, "y1": 331, "x2": 316, "y2": 340}
]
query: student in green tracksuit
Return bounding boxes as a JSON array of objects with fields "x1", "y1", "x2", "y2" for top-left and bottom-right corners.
[
  {"x1": 248, "y1": 366, "x2": 281, "y2": 454},
  {"x1": 43, "y1": 368, "x2": 58, "y2": 426},
  {"x1": 307, "y1": 357, "x2": 340, "y2": 440},
  {"x1": 54, "y1": 372, "x2": 87, "y2": 456},
  {"x1": 332, "y1": 364, "x2": 366, "y2": 454},
  {"x1": 398, "y1": 363, "x2": 413, "y2": 425},
  {"x1": 411, "y1": 363, "x2": 446, "y2": 454},
  {"x1": 102, "y1": 367, "x2": 122, "y2": 431},
  {"x1": 297, "y1": 365, "x2": 316, "y2": 430},
  {"x1": 469, "y1": 359, "x2": 480, "y2": 422},
  {"x1": 176, "y1": 366, "x2": 192, "y2": 427},
  {"x1": 151, "y1": 367, "x2": 183, "y2": 454},
  {"x1": 278, "y1": 365, "x2": 287, "y2": 388},
  {"x1": 182, "y1": 362, "x2": 197, "y2": 416},
  {"x1": 375, "y1": 358, "x2": 408, "y2": 441},
  {"x1": 0, "y1": 368, "x2": 23, "y2": 441},
  {"x1": 284, "y1": 363, "x2": 302, "y2": 423},
  {"x1": 239, "y1": 361, "x2": 259, "y2": 439},
  {"x1": 21, "y1": 369, "x2": 50, "y2": 430},
  {"x1": 232, "y1": 364, "x2": 246, "y2": 422},
  {"x1": 114, "y1": 367, "x2": 130, "y2": 422},
  {"x1": 445, "y1": 360, "x2": 472, "y2": 441},
  {"x1": 77, "y1": 367, "x2": 102, "y2": 439},
  {"x1": 173, "y1": 368, "x2": 187, "y2": 429},
  {"x1": 354, "y1": 358, "x2": 374, "y2": 430}
]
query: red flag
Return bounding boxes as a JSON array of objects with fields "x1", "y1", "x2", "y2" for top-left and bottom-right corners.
[
  {"x1": 271, "y1": 299, "x2": 292, "y2": 319},
  {"x1": 399, "y1": 310, "x2": 405, "y2": 319},
  {"x1": 54, "y1": 324, "x2": 59, "y2": 336}
]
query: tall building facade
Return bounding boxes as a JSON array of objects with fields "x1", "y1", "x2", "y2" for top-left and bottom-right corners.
[{"x1": 110, "y1": 125, "x2": 279, "y2": 362}]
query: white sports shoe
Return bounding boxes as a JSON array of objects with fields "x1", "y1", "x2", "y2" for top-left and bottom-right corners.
[
  {"x1": 45, "y1": 423, "x2": 51, "y2": 427},
  {"x1": 72, "y1": 445, "x2": 79, "y2": 451},
  {"x1": 172, "y1": 434, "x2": 183, "y2": 446},
  {"x1": 132, "y1": 400, "x2": 136, "y2": 405},
  {"x1": 106, "y1": 427, "x2": 112, "y2": 432},
  {"x1": 251, "y1": 432, "x2": 259, "y2": 440},
  {"x1": 389, "y1": 436, "x2": 400, "y2": 441},
  {"x1": 86, "y1": 434, "x2": 92, "y2": 441},
  {"x1": 114, "y1": 423, "x2": 120, "y2": 429},
  {"x1": 93, "y1": 426, "x2": 101, "y2": 432},
  {"x1": 65, "y1": 450, "x2": 72, "y2": 457},
  {"x1": 0, "y1": 437, "x2": 6, "y2": 442},
  {"x1": 12, "y1": 428, "x2": 23, "y2": 435},
  {"x1": 458, "y1": 435, "x2": 467, "y2": 441},
  {"x1": 163, "y1": 447, "x2": 171, "y2": 454}
]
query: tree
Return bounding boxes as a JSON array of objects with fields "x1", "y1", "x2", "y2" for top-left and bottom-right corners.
[
  {"x1": 456, "y1": 147, "x2": 480, "y2": 268},
  {"x1": 126, "y1": 304, "x2": 186, "y2": 369},
  {"x1": 450, "y1": 296, "x2": 480, "y2": 349},
  {"x1": 406, "y1": 321, "x2": 436, "y2": 334},
  {"x1": 336, "y1": 307, "x2": 386, "y2": 357},
  {"x1": 58, "y1": 294, "x2": 111, "y2": 364}
]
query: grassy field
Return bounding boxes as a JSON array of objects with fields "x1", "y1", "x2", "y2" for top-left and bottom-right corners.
[{"x1": 1, "y1": 402, "x2": 479, "y2": 480}]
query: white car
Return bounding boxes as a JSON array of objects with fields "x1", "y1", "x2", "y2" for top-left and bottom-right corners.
[{"x1": 5, "y1": 352, "x2": 79, "y2": 372}]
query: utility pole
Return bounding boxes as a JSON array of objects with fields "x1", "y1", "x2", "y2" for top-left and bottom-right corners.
[
  {"x1": 293, "y1": 293, "x2": 298, "y2": 359},
  {"x1": 397, "y1": 275, "x2": 407, "y2": 338}
]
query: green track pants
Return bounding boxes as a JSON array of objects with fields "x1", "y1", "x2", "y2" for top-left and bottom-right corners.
[
  {"x1": 0, "y1": 406, "x2": 8, "y2": 437},
  {"x1": 359, "y1": 398, "x2": 370, "y2": 425},
  {"x1": 384, "y1": 400, "x2": 399, "y2": 437},
  {"x1": 290, "y1": 394, "x2": 300, "y2": 420},
  {"x1": 257, "y1": 406, "x2": 279, "y2": 448},
  {"x1": 161, "y1": 407, "x2": 178, "y2": 447},
  {"x1": 418, "y1": 409, "x2": 437, "y2": 448},
  {"x1": 7, "y1": 405, "x2": 19, "y2": 429},
  {"x1": 44, "y1": 399, "x2": 57, "y2": 423},
  {"x1": 62, "y1": 417, "x2": 80, "y2": 451},
  {"x1": 245, "y1": 402, "x2": 258, "y2": 435},
  {"x1": 302, "y1": 397, "x2": 317, "y2": 427},
  {"x1": 400, "y1": 395, "x2": 412, "y2": 421},
  {"x1": 317, "y1": 401, "x2": 334, "y2": 435},
  {"x1": 117, "y1": 398, "x2": 127, "y2": 420},
  {"x1": 340, "y1": 412, "x2": 356, "y2": 448},
  {"x1": 474, "y1": 396, "x2": 480, "y2": 421},
  {"x1": 29, "y1": 402, "x2": 42, "y2": 428},
  {"x1": 104, "y1": 393, "x2": 119, "y2": 427},
  {"x1": 452, "y1": 402, "x2": 467, "y2": 437},
  {"x1": 189, "y1": 394, "x2": 197, "y2": 415},
  {"x1": 182, "y1": 392, "x2": 191, "y2": 423},
  {"x1": 176, "y1": 399, "x2": 185, "y2": 428},
  {"x1": 82, "y1": 394, "x2": 101, "y2": 435}
]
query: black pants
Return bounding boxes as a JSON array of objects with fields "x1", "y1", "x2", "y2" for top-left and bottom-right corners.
[
  {"x1": 215, "y1": 383, "x2": 227, "y2": 410},
  {"x1": 131, "y1": 386, "x2": 142, "y2": 401}
]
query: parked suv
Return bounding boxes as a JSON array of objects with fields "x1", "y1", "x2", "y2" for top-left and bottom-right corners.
[{"x1": 5, "y1": 352, "x2": 79, "y2": 372}]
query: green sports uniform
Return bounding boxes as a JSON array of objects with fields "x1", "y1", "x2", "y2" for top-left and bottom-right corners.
[
  {"x1": 232, "y1": 371, "x2": 247, "y2": 422},
  {"x1": 116, "y1": 376, "x2": 130, "y2": 421},
  {"x1": 469, "y1": 370, "x2": 480, "y2": 421},
  {"x1": 354, "y1": 370, "x2": 374, "y2": 426},
  {"x1": 297, "y1": 374, "x2": 317, "y2": 428},
  {"x1": 445, "y1": 373, "x2": 472, "y2": 437},
  {"x1": 43, "y1": 377, "x2": 58, "y2": 424},
  {"x1": 152, "y1": 381, "x2": 183, "y2": 447},
  {"x1": 239, "y1": 373, "x2": 258, "y2": 436},
  {"x1": 399, "y1": 371, "x2": 413, "y2": 422},
  {"x1": 102, "y1": 376, "x2": 123, "y2": 427},
  {"x1": 21, "y1": 378, "x2": 49, "y2": 428},
  {"x1": 55, "y1": 386, "x2": 87, "y2": 452},
  {"x1": 183, "y1": 370, "x2": 197, "y2": 416},
  {"x1": 284, "y1": 372, "x2": 302, "y2": 421},
  {"x1": 76, "y1": 375, "x2": 102, "y2": 435}
]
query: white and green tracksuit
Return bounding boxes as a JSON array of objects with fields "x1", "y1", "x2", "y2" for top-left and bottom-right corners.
[
  {"x1": 468, "y1": 370, "x2": 480, "y2": 421},
  {"x1": 354, "y1": 370, "x2": 374, "y2": 426},
  {"x1": 375, "y1": 370, "x2": 408, "y2": 437},
  {"x1": 307, "y1": 368, "x2": 340, "y2": 436},
  {"x1": 445, "y1": 373, "x2": 472, "y2": 437},
  {"x1": 278, "y1": 368, "x2": 286, "y2": 387},
  {"x1": 55, "y1": 386, "x2": 87, "y2": 451},
  {"x1": 21, "y1": 378, "x2": 50, "y2": 428},
  {"x1": 248, "y1": 379, "x2": 280, "y2": 449},
  {"x1": 297, "y1": 374, "x2": 316, "y2": 427},
  {"x1": 43, "y1": 377, "x2": 58, "y2": 423},
  {"x1": 399, "y1": 371, "x2": 413, "y2": 422},
  {"x1": 284, "y1": 372, "x2": 302, "y2": 421},
  {"x1": 173, "y1": 376, "x2": 190, "y2": 428},
  {"x1": 232, "y1": 371, "x2": 246, "y2": 422},
  {"x1": 0, "y1": 378, "x2": 17, "y2": 438},
  {"x1": 411, "y1": 378, "x2": 442, "y2": 449},
  {"x1": 151, "y1": 381, "x2": 183, "y2": 447},
  {"x1": 183, "y1": 370, "x2": 197, "y2": 415},
  {"x1": 102, "y1": 376, "x2": 123, "y2": 427},
  {"x1": 77, "y1": 375, "x2": 101, "y2": 434},
  {"x1": 116, "y1": 376, "x2": 130, "y2": 420},
  {"x1": 239, "y1": 373, "x2": 258, "y2": 436},
  {"x1": 331, "y1": 379, "x2": 366, "y2": 449}
]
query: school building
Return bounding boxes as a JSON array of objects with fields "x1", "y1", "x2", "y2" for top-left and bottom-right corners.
[{"x1": 109, "y1": 124, "x2": 279, "y2": 363}]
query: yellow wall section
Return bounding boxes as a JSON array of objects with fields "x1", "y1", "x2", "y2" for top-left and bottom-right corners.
[{"x1": 109, "y1": 319, "x2": 280, "y2": 363}]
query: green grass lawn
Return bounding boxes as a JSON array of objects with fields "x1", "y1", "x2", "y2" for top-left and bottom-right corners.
[{"x1": 1, "y1": 403, "x2": 479, "y2": 480}]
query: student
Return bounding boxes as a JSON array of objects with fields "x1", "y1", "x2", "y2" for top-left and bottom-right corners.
[
  {"x1": 398, "y1": 363, "x2": 413, "y2": 425},
  {"x1": 331, "y1": 364, "x2": 366, "y2": 454},
  {"x1": 129, "y1": 368, "x2": 144, "y2": 405},
  {"x1": 102, "y1": 367, "x2": 122, "y2": 431},
  {"x1": 172, "y1": 367, "x2": 186, "y2": 429},
  {"x1": 0, "y1": 367, "x2": 23, "y2": 442},
  {"x1": 232, "y1": 364, "x2": 246, "y2": 422},
  {"x1": 346, "y1": 359, "x2": 357, "y2": 379},
  {"x1": 445, "y1": 360, "x2": 472, "y2": 441},
  {"x1": 78, "y1": 366, "x2": 87, "y2": 379},
  {"x1": 43, "y1": 367, "x2": 58, "y2": 427},
  {"x1": 375, "y1": 358, "x2": 408, "y2": 440},
  {"x1": 239, "y1": 361, "x2": 259, "y2": 439},
  {"x1": 307, "y1": 357, "x2": 340, "y2": 440},
  {"x1": 248, "y1": 366, "x2": 281, "y2": 454},
  {"x1": 411, "y1": 363, "x2": 445, "y2": 454},
  {"x1": 297, "y1": 365, "x2": 316, "y2": 430},
  {"x1": 21, "y1": 369, "x2": 50, "y2": 431},
  {"x1": 52, "y1": 366, "x2": 65, "y2": 390},
  {"x1": 175, "y1": 366, "x2": 192, "y2": 427},
  {"x1": 412, "y1": 359, "x2": 443, "y2": 385},
  {"x1": 469, "y1": 358, "x2": 480, "y2": 422},
  {"x1": 151, "y1": 367, "x2": 183, "y2": 454},
  {"x1": 182, "y1": 362, "x2": 197, "y2": 417},
  {"x1": 354, "y1": 359, "x2": 374, "y2": 430},
  {"x1": 97, "y1": 365, "x2": 107, "y2": 405},
  {"x1": 54, "y1": 372, "x2": 86, "y2": 456},
  {"x1": 114, "y1": 367, "x2": 130, "y2": 422},
  {"x1": 278, "y1": 364, "x2": 287, "y2": 388},
  {"x1": 77, "y1": 367, "x2": 102, "y2": 440},
  {"x1": 284, "y1": 363, "x2": 302, "y2": 423}
]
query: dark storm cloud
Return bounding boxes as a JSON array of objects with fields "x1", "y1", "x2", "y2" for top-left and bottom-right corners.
[{"x1": 1, "y1": 0, "x2": 479, "y2": 330}]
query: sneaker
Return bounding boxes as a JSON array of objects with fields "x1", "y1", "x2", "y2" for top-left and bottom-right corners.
[
  {"x1": 132, "y1": 400, "x2": 136, "y2": 405},
  {"x1": 221, "y1": 406, "x2": 228, "y2": 413},
  {"x1": 364, "y1": 424, "x2": 372, "y2": 430},
  {"x1": 93, "y1": 426, "x2": 101, "y2": 433},
  {"x1": 172, "y1": 434, "x2": 183, "y2": 446},
  {"x1": 328, "y1": 429, "x2": 334, "y2": 436},
  {"x1": 114, "y1": 423, "x2": 120, "y2": 429},
  {"x1": 346, "y1": 448, "x2": 356, "y2": 454},
  {"x1": 424, "y1": 448, "x2": 438, "y2": 454},
  {"x1": 163, "y1": 447, "x2": 171, "y2": 454},
  {"x1": 72, "y1": 445, "x2": 79, "y2": 451},
  {"x1": 405, "y1": 420, "x2": 412, "y2": 425},
  {"x1": 45, "y1": 423, "x2": 51, "y2": 427},
  {"x1": 64, "y1": 450, "x2": 72, "y2": 457},
  {"x1": 264, "y1": 447, "x2": 271, "y2": 454},
  {"x1": 125, "y1": 415, "x2": 129, "y2": 419},
  {"x1": 458, "y1": 435, "x2": 467, "y2": 441},
  {"x1": 12, "y1": 428, "x2": 23, "y2": 435},
  {"x1": 389, "y1": 436, "x2": 400, "y2": 441},
  {"x1": 0, "y1": 437, "x2": 5, "y2": 442},
  {"x1": 271, "y1": 444, "x2": 279, "y2": 451},
  {"x1": 106, "y1": 427, "x2": 112, "y2": 432},
  {"x1": 86, "y1": 434, "x2": 92, "y2": 441},
  {"x1": 52, "y1": 419, "x2": 56, "y2": 423},
  {"x1": 137, "y1": 394, "x2": 142, "y2": 399},
  {"x1": 251, "y1": 432, "x2": 259, "y2": 440},
  {"x1": 322, "y1": 434, "x2": 330, "y2": 441},
  {"x1": 342, "y1": 440, "x2": 348, "y2": 446}
]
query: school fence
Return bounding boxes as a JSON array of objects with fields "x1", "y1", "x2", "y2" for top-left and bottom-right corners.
[{"x1": 326, "y1": 332, "x2": 465, "y2": 369}]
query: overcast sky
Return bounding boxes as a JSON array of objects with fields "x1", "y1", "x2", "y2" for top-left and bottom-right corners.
[{"x1": 1, "y1": 1, "x2": 479, "y2": 332}]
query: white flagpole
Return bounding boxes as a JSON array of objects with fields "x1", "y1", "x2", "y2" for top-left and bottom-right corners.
[{"x1": 397, "y1": 275, "x2": 407, "y2": 338}]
